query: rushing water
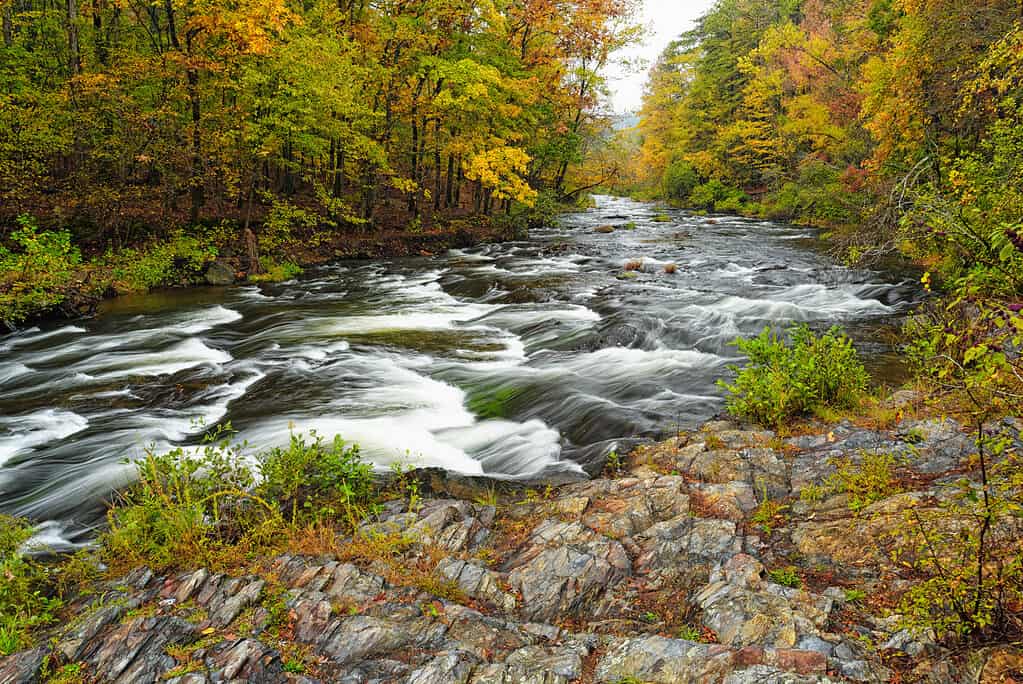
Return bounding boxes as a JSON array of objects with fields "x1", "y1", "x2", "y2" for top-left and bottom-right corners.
[{"x1": 0, "y1": 197, "x2": 921, "y2": 547}]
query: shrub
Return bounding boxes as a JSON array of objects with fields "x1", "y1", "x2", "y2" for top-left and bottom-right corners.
[
  {"x1": 893, "y1": 430, "x2": 1023, "y2": 640},
  {"x1": 768, "y1": 566, "x2": 802, "y2": 588},
  {"x1": 719, "y1": 324, "x2": 870, "y2": 427},
  {"x1": 0, "y1": 215, "x2": 81, "y2": 323},
  {"x1": 905, "y1": 298, "x2": 1023, "y2": 410},
  {"x1": 689, "y1": 179, "x2": 748, "y2": 213},
  {"x1": 828, "y1": 451, "x2": 903, "y2": 513},
  {"x1": 105, "y1": 231, "x2": 217, "y2": 292},
  {"x1": 260, "y1": 198, "x2": 319, "y2": 254},
  {"x1": 662, "y1": 159, "x2": 701, "y2": 202},
  {"x1": 102, "y1": 428, "x2": 375, "y2": 573},
  {"x1": 249, "y1": 259, "x2": 303, "y2": 282},
  {"x1": 0, "y1": 516, "x2": 62, "y2": 655}
]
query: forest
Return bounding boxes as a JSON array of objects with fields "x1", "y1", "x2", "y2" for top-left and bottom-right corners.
[
  {"x1": 3, "y1": 0, "x2": 1023, "y2": 677},
  {"x1": 0, "y1": 0, "x2": 637, "y2": 323},
  {"x1": 630, "y1": 0, "x2": 1023, "y2": 302}
]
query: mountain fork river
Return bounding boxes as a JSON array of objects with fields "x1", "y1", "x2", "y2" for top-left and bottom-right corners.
[{"x1": 0, "y1": 197, "x2": 923, "y2": 548}]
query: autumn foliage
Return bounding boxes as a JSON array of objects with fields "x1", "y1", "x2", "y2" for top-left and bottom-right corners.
[
  {"x1": 632, "y1": 0, "x2": 1023, "y2": 299},
  {"x1": 0, "y1": 0, "x2": 638, "y2": 238}
]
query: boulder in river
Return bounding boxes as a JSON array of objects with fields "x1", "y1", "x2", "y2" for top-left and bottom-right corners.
[
  {"x1": 594, "y1": 224, "x2": 615, "y2": 234},
  {"x1": 204, "y1": 261, "x2": 236, "y2": 286}
]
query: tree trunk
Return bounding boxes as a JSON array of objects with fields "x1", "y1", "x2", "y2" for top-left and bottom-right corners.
[
  {"x1": 243, "y1": 227, "x2": 262, "y2": 274},
  {"x1": 67, "y1": 0, "x2": 81, "y2": 75},
  {"x1": 408, "y1": 105, "x2": 419, "y2": 216},
  {"x1": 433, "y1": 120, "x2": 442, "y2": 211},
  {"x1": 187, "y1": 66, "x2": 203, "y2": 223},
  {"x1": 2, "y1": 4, "x2": 13, "y2": 48},
  {"x1": 445, "y1": 153, "x2": 455, "y2": 209},
  {"x1": 92, "y1": 0, "x2": 107, "y2": 65}
]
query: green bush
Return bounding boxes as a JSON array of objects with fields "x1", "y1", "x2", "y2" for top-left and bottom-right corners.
[
  {"x1": 0, "y1": 215, "x2": 81, "y2": 323},
  {"x1": 103, "y1": 429, "x2": 374, "y2": 573},
  {"x1": 662, "y1": 159, "x2": 701, "y2": 202},
  {"x1": 0, "y1": 516, "x2": 62, "y2": 655},
  {"x1": 894, "y1": 433, "x2": 1023, "y2": 640},
  {"x1": 249, "y1": 259, "x2": 303, "y2": 283},
  {"x1": 105, "y1": 231, "x2": 217, "y2": 292},
  {"x1": 689, "y1": 179, "x2": 748, "y2": 213},
  {"x1": 719, "y1": 324, "x2": 870, "y2": 427},
  {"x1": 828, "y1": 451, "x2": 903, "y2": 513}
]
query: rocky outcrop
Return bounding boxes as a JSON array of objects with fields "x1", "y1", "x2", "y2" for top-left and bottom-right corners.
[
  {"x1": 4, "y1": 414, "x2": 1022, "y2": 683},
  {"x1": 204, "y1": 261, "x2": 236, "y2": 286}
]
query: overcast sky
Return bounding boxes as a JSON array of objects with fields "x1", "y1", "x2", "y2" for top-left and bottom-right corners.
[{"x1": 606, "y1": 0, "x2": 717, "y2": 113}]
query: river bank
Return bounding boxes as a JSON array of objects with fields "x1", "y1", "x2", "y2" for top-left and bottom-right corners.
[
  {"x1": 0, "y1": 197, "x2": 921, "y2": 549},
  {"x1": 2, "y1": 402, "x2": 1021, "y2": 683},
  {"x1": 1, "y1": 213, "x2": 519, "y2": 332}
]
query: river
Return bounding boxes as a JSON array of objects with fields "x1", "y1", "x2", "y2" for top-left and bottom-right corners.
[{"x1": 0, "y1": 197, "x2": 921, "y2": 548}]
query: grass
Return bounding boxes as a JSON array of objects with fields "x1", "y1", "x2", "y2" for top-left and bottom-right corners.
[
  {"x1": 703, "y1": 433, "x2": 726, "y2": 450},
  {"x1": 0, "y1": 515, "x2": 65, "y2": 655},
  {"x1": 678, "y1": 624, "x2": 702, "y2": 641},
  {"x1": 750, "y1": 481, "x2": 787, "y2": 534},
  {"x1": 827, "y1": 451, "x2": 904, "y2": 513},
  {"x1": 768, "y1": 566, "x2": 802, "y2": 588}
]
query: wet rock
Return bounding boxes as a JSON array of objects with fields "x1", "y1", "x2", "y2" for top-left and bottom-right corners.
[
  {"x1": 0, "y1": 647, "x2": 47, "y2": 684},
  {"x1": 505, "y1": 520, "x2": 630, "y2": 621},
  {"x1": 437, "y1": 558, "x2": 517, "y2": 613},
  {"x1": 594, "y1": 225, "x2": 615, "y2": 233},
  {"x1": 56, "y1": 603, "x2": 127, "y2": 662},
  {"x1": 695, "y1": 555, "x2": 833, "y2": 650},
  {"x1": 84, "y1": 616, "x2": 199, "y2": 682},
  {"x1": 406, "y1": 650, "x2": 479, "y2": 683},
  {"x1": 320, "y1": 616, "x2": 447, "y2": 664},
  {"x1": 595, "y1": 636, "x2": 736, "y2": 683},
  {"x1": 204, "y1": 638, "x2": 285, "y2": 682},
  {"x1": 204, "y1": 261, "x2": 236, "y2": 286}
]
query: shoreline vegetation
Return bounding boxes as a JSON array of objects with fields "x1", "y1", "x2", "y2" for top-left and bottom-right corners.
[
  {"x1": 1, "y1": 325, "x2": 1021, "y2": 682},
  {"x1": 0, "y1": 0, "x2": 636, "y2": 329},
  {"x1": 0, "y1": 209, "x2": 532, "y2": 331},
  {"x1": 3, "y1": 0, "x2": 1023, "y2": 679}
]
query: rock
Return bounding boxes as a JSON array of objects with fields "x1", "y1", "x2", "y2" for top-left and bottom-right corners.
[
  {"x1": 406, "y1": 650, "x2": 479, "y2": 683},
  {"x1": 792, "y1": 492, "x2": 924, "y2": 567},
  {"x1": 979, "y1": 647, "x2": 1023, "y2": 684},
  {"x1": 897, "y1": 418, "x2": 974, "y2": 473},
  {"x1": 204, "y1": 260, "x2": 236, "y2": 286},
  {"x1": 83, "y1": 616, "x2": 200, "y2": 681},
  {"x1": 0, "y1": 647, "x2": 47, "y2": 684},
  {"x1": 722, "y1": 665, "x2": 833, "y2": 683},
  {"x1": 881, "y1": 390, "x2": 924, "y2": 409},
  {"x1": 204, "y1": 638, "x2": 286, "y2": 682},
  {"x1": 595, "y1": 636, "x2": 736, "y2": 683},
  {"x1": 504, "y1": 642, "x2": 590, "y2": 682},
  {"x1": 437, "y1": 558, "x2": 517, "y2": 613},
  {"x1": 695, "y1": 556, "x2": 833, "y2": 650},
  {"x1": 594, "y1": 225, "x2": 615, "y2": 233},
  {"x1": 505, "y1": 520, "x2": 630, "y2": 621},
  {"x1": 320, "y1": 616, "x2": 446, "y2": 664}
]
